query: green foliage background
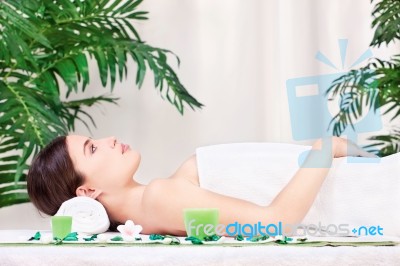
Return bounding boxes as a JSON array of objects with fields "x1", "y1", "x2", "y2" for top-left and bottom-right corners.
[
  {"x1": 0, "y1": 0, "x2": 203, "y2": 208},
  {"x1": 327, "y1": 0, "x2": 400, "y2": 156}
]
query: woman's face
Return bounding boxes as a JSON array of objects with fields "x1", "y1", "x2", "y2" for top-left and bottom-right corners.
[{"x1": 66, "y1": 135, "x2": 141, "y2": 195}]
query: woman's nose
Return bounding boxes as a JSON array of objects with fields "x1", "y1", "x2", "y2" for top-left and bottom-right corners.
[{"x1": 107, "y1": 136, "x2": 117, "y2": 148}]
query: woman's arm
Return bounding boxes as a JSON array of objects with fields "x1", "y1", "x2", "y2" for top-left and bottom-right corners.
[
  {"x1": 141, "y1": 137, "x2": 373, "y2": 236},
  {"x1": 268, "y1": 136, "x2": 376, "y2": 227},
  {"x1": 267, "y1": 137, "x2": 335, "y2": 226},
  {"x1": 141, "y1": 177, "x2": 270, "y2": 236}
]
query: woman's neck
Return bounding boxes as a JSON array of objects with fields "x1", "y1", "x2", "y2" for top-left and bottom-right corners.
[{"x1": 100, "y1": 179, "x2": 147, "y2": 226}]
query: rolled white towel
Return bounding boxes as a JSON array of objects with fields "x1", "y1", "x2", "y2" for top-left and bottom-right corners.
[{"x1": 55, "y1": 196, "x2": 110, "y2": 234}]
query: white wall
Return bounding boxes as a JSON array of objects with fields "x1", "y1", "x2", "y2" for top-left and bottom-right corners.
[{"x1": 1, "y1": 0, "x2": 398, "y2": 229}]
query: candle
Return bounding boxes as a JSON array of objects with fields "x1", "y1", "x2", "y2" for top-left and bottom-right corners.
[
  {"x1": 51, "y1": 216, "x2": 72, "y2": 240},
  {"x1": 183, "y1": 208, "x2": 219, "y2": 240}
]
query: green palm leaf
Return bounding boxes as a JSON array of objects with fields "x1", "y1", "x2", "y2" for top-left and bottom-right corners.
[
  {"x1": 326, "y1": 56, "x2": 400, "y2": 152},
  {"x1": 370, "y1": 0, "x2": 400, "y2": 47},
  {"x1": 0, "y1": 0, "x2": 203, "y2": 208},
  {"x1": 322, "y1": 0, "x2": 400, "y2": 156}
]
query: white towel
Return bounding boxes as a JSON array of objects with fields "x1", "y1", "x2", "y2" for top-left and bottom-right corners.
[
  {"x1": 196, "y1": 142, "x2": 400, "y2": 237},
  {"x1": 55, "y1": 196, "x2": 110, "y2": 234}
]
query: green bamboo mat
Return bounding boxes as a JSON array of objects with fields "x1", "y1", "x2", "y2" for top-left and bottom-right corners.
[
  {"x1": 0, "y1": 240, "x2": 398, "y2": 248},
  {"x1": 1, "y1": 230, "x2": 399, "y2": 247}
]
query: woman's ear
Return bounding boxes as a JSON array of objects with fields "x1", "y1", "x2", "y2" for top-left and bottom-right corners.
[{"x1": 76, "y1": 185, "x2": 102, "y2": 199}]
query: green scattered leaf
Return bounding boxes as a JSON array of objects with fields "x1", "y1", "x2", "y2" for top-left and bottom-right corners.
[
  {"x1": 110, "y1": 236, "x2": 124, "y2": 242},
  {"x1": 184, "y1": 236, "x2": 203, "y2": 245},
  {"x1": 28, "y1": 231, "x2": 41, "y2": 241},
  {"x1": 83, "y1": 234, "x2": 98, "y2": 241},
  {"x1": 249, "y1": 235, "x2": 270, "y2": 242},
  {"x1": 297, "y1": 237, "x2": 308, "y2": 242},
  {"x1": 203, "y1": 234, "x2": 221, "y2": 242},
  {"x1": 63, "y1": 232, "x2": 79, "y2": 241},
  {"x1": 235, "y1": 234, "x2": 244, "y2": 241},
  {"x1": 149, "y1": 234, "x2": 165, "y2": 241},
  {"x1": 54, "y1": 238, "x2": 63, "y2": 245}
]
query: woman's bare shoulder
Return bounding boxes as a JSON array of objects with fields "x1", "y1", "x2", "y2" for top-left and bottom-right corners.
[
  {"x1": 170, "y1": 154, "x2": 200, "y2": 186},
  {"x1": 177, "y1": 154, "x2": 197, "y2": 170},
  {"x1": 139, "y1": 178, "x2": 189, "y2": 235},
  {"x1": 139, "y1": 177, "x2": 190, "y2": 232}
]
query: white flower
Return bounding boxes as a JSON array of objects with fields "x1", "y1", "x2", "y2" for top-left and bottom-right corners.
[
  {"x1": 40, "y1": 234, "x2": 53, "y2": 244},
  {"x1": 97, "y1": 233, "x2": 109, "y2": 243},
  {"x1": 162, "y1": 238, "x2": 172, "y2": 244},
  {"x1": 216, "y1": 236, "x2": 226, "y2": 244},
  {"x1": 117, "y1": 220, "x2": 143, "y2": 242}
]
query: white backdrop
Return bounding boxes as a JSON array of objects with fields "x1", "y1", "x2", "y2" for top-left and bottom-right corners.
[{"x1": 1, "y1": 0, "x2": 398, "y2": 229}]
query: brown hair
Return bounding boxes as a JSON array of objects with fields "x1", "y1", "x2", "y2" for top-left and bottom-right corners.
[
  {"x1": 27, "y1": 136, "x2": 120, "y2": 231},
  {"x1": 27, "y1": 136, "x2": 83, "y2": 216}
]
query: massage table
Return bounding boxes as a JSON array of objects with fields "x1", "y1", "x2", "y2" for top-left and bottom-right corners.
[{"x1": 0, "y1": 230, "x2": 399, "y2": 266}]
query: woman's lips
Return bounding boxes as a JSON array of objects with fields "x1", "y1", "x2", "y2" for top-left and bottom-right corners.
[{"x1": 121, "y1": 143, "x2": 130, "y2": 154}]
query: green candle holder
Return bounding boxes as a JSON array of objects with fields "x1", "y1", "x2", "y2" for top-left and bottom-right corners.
[
  {"x1": 183, "y1": 208, "x2": 219, "y2": 240},
  {"x1": 51, "y1": 216, "x2": 72, "y2": 240}
]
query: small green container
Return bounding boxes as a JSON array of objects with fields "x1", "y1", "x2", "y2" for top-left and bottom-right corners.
[
  {"x1": 51, "y1": 216, "x2": 72, "y2": 239},
  {"x1": 183, "y1": 208, "x2": 219, "y2": 240}
]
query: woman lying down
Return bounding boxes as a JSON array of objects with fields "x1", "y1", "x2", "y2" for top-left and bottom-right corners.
[{"x1": 27, "y1": 135, "x2": 400, "y2": 237}]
